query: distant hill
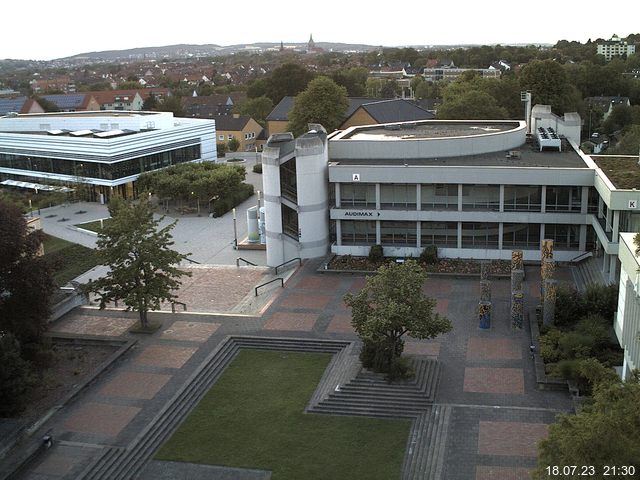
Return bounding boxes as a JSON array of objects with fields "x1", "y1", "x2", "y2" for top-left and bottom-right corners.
[{"x1": 61, "y1": 42, "x2": 379, "y2": 61}]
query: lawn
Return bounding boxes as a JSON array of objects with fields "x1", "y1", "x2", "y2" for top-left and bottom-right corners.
[
  {"x1": 43, "y1": 234, "x2": 101, "y2": 286},
  {"x1": 75, "y1": 218, "x2": 111, "y2": 232},
  {"x1": 156, "y1": 349, "x2": 411, "y2": 480}
]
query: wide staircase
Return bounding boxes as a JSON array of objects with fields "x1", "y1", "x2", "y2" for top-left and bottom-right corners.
[{"x1": 571, "y1": 255, "x2": 608, "y2": 292}]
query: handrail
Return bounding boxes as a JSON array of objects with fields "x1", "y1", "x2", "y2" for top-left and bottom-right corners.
[
  {"x1": 255, "y1": 277, "x2": 284, "y2": 296},
  {"x1": 570, "y1": 251, "x2": 593, "y2": 263},
  {"x1": 171, "y1": 301, "x2": 187, "y2": 313},
  {"x1": 236, "y1": 257, "x2": 257, "y2": 267},
  {"x1": 275, "y1": 257, "x2": 302, "y2": 275},
  {"x1": 184, "y1": 257, "x2": 201, "y2": 264}
]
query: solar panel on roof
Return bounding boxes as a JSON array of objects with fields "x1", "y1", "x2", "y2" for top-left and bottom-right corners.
[
  {"x1": 69, "y1": 129, "x2": 93, "y2": 137},
  {"x1": 42, "y1": 94, "x2": 85, "y2": 109},
  {"x1": 93, "y1": 129, "x2": 126, "y2": 138},
  {"x1": 0, "y1": 97, "x2": 27, "y2": 115}
]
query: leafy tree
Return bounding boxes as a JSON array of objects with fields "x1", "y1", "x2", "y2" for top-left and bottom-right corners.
[
  {"x1": 227, "y1": 137, "x2": 240, "y2": 152},
  {"x1": 287, "y1": 76, "x2": 349, "y2": 136},
  {"x1": 0, "y1": 332, "x2": 36, "y2": 417},
  {"x1": 33, "y1": 96, "x2": 59, "y2": 112},
  {"x1": 380, "y1": 79, "x2": 399, "y2": 98},
  {"x1": 85, "y1": 197, "x2": 191, "y2": 328},
  {"x1": 237, "y1": 96, "x2": 273, "y2": 127},
  {"x1": 0, "y1": 201, "x2": 56, "y2": 347},
  {"x1": 142, "y1": 94, "x2": 158, "y2": 111},
  {"x1": 250, "y1": 63, "x2": 315, "y2": 104},
  {"x1": 343, "y1": 260, "x2": 452, "y2": 377},
  {"x1": 216, "y1": 142, "x2": 228, "y2": 158},
  {"x1": 156, "y1": 96, "x2": 184, "y2": 117},
  {"x1": 117, "y1": 81, "x2": 141, "y2": 90},
  {"x1": 519, "y1": 60, "x2": 581, "y2": 115},
  {"x1": 331, "y1": 67, "x2": 369, "y2": 97},
  {"x1": 611, "y1": 125, "x2": 640, "y2": 154},
  {"x1": 438, "y1": 90, "x2": 508, "y2": 119},
  {"x1": 534, "y1": 379, "x2": 640, "y2": 477}
]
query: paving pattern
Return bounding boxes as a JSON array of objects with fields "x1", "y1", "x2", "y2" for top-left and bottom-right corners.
[{"x1": 12, "y1": 260, "x2": 575, "y2": 480}]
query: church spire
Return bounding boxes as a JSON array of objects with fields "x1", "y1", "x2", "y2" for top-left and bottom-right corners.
[{"x1": 308, "y1": 34, "x2": 315, "y2": 50}]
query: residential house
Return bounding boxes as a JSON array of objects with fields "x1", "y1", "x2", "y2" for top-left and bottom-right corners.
[
  {"x1": 83, "y1": 90, "x2": 145, "y2": 111},
  {"x1": 214, "y1": 114, "x2": 263, "y2": 151},
  {"x1": 30, "y1": 76, "x2": 76, "y2": 94},
  {"x1": 597, "y1": 34, "x2": 636, "y2": 61},
  {"x1": 182, "y1": 95, "x2": 236, "y2": 118},
  {"x1": 0, "y1": 97, "x2": 45, "y2": 116},
  {"x1": 41, "y1": 94, "x2": 100, "y2": 112},
  {"x1": 340, "y1": 99, "x2": 436, "y2": 129},
  {"x1": 586, "y1": 96, "x2": 631, "y2": 120}
]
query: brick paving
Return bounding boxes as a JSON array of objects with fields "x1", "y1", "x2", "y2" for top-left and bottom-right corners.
[
  {"x1": 160, "y1": 321, "x2": 220, "y2": 342},
  {"x1": 478, "y1": 421, "x2": 549, "y2": 457},
  {"x1": 134, "y1": 345, "x2": 197, "y2": 369},
  {"x1": 50, "y1": 314, "x2": 136, "y2": 336},
  {"x1": 463, "y1": 367, "x2": 525, "y2": 394},
  {"x1": 263, "y1": 312, "x2": 319, "y2": 331},
  {"x1": 63, "y1": 403, "x2": 141, "y2": 437},
  {"x1": 15, "y1": 261, "x2": 577, "y2": 480},
  {"x1": 99, "y1": 371, "x2": 171, "y2": 400},
  {"x1": 475, "y1": 466, "x2": 533, "y2": 480}
]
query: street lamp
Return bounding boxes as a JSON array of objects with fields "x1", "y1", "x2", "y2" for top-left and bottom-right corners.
[{"x1": 232, "y1": 207, "x2": 238, "y2": 249}]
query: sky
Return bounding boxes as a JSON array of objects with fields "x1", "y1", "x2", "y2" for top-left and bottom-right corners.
[{"x1": 2, "y1": 0, "x2": 639, "y2": 61}]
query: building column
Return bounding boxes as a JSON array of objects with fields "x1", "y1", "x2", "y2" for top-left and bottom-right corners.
[
  {"x1": 457, "y1": 221, "x2": 462, "y2": 249},
  {"x1": 335, "y1": 183, "x2": 341, "y2": 208},
  {"x1": 581, "y1": 186, "x2": 589, "y2": 214},
  {"x1": 579, "y1": 224, "x2": 587, "y2": 251},
  {"x1": 416, "y1": 184, "x2": 421, "y2": 211},
  {"x1": 541, "y1": 185, "x2": 547, "y2": 213},
  {"x1": 458, "y1": 184, "x2": 463, "y2": 211},
  {"x1": 598, "y1": 196, "x2": 604, "y2": 219},
  {"x1": 376, "y1": 220, "x2": 381, "y2": 245},
  {"x1": 498, "y1": 223, "x2": 504, "y2": 250},
  {"x1": 609, "y1": 254, "x2": 617, "y2": 284},
  {"x1": 375, "y1": 183, "x2": 381, "y2": 210},
  {"x1": 539, "y1": 223, "x2": 545, "y2": 250},
  {"x1": 499, "y1": 185, "x2": 505, "y2": 213},
  {"x1": 603, "y1": 253, "x2": 610, "y2": 276},
  {"x1": 336, "y1": 219, "x2": 342, "y2": 246},
  {"x1": 416, "y1": 221, "x2": 422, "y2": 249},
  {"x1": 613, "y1": 210, "x2": 620, "y2": 240},
  {"x1": 606, "y1": 206, "x2": 612, "y2": 232}
]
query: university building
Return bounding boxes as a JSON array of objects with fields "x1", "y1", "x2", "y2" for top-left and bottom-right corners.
[{"x1": 0, "y1": 110, "x2": 216, "y2": 201}]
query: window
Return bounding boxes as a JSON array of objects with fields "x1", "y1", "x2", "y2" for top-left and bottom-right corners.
[
  {"x1": 228, "y1": 134, "x2": 233, "y2": 140},
  {"x1": 380, "y1": 184, "x2": 416, "y2": 209},
  {"x1": 282, "y1": 204, "x2": 298, "y2": 239},
  {"x1": 545, "y1": 186, "x2": 581, "y2": 212},
  {"x1": 461, "y1": 223, "x2": 500, "y2": 248},
  {"x1": 279, "y1": 158, "x2": 297, "y2": 202},
  {"x1": 502, "y1": 223, "x2": 540, "y2": 248},
  {"x1": 341, "y1": 220, "x2": 376, "y2": 245},
  {"x1": 219, "y1": 135, "x2": 224, "y2": 141},
  {"x1": 380, "y1": 221, "x2": 416, "y2": 246},
  {"x1": 503, "y1": 185, "x2": 541, "y2": 212},
  {"x1": 421, "y1": 184, "x2": 458, "y2": 210},
  {"x1": 340, "y1": 183, "x2": 376, "y2": 208},
  {"x1": 544, "y1": 224, "x2": 580, "y2": 249},
  {"x1": 461, "y1": 185, "x2": 500, "y2": 211},
  {"x1": 421, "y1": 222, "x2": 458, "y2": 247}
]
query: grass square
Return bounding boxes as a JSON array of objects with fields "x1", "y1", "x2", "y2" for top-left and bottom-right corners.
[{"x1": 156, "y1": 350, "x2": 410, "y2": 480}]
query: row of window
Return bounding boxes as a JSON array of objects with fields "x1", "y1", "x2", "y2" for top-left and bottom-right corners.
[
  {"x1": 0, "y1": 145, "x2": 201, "y2": 181},
  {"x1": 337, "y1": 183, "x2": 597, "y2": 213},
  {"x1": 217, "y1": 132, "x2": 257, "y2": 141},
  {"x1": 338, "y1": 220, "x2": 589, "y2": 250}
]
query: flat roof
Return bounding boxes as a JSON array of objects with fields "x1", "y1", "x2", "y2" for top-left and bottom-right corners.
[
  {"x1": 339, "y1": 121, "x2": 520, "y2": 141},
  {"x1": 592, "y1": 156, "x2": 640, "y2": 189},
  {"x1": 8, "y1": 111, "x2": 159, "y2": 118},
  {"x1": 330, "y1": 141, "x2": 589, "y2": 169}
]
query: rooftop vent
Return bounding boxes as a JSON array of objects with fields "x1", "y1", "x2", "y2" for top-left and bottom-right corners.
[{"x1": 536, "y1": 127, "x2": 561, "y2": 152}]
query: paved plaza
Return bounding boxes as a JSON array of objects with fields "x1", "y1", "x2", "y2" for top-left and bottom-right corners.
[{"x1": 12, "y1": 259, "x2": 574, "y2": 480}]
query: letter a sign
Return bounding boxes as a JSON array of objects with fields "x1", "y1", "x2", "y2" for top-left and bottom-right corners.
[{"x1": 352, "y1": 173, "x2": 360, "y2": 182}]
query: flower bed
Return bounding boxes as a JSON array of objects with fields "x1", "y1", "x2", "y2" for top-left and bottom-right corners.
[{"x1": 327, "y1": 255, "x2": 511, "y2": 275}]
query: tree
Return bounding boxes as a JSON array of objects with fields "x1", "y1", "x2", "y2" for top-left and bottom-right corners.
[
  {"x1": 343, "y1": 260, "x2": 452, "y2": 377},
  {"x1": 0, "y1": 332, "x2": 36, "y2": 417},
  {"x1": 331, "y1": 67, "x2": 369, "y2": 97},
  {"x1": 237, "y1": 96, "x2": 273, "y2": 127},
  {"x1": 611, "y1": 125, "x2": 640, "y2": 154},
  {"x1": 216, "y1": 142, "x2": 228, "y2": 158},
  {"x1": 519, "y1": 60, "x2": 581, "y2": 115},
  {"x1": 437, "y1": 90, "x2": 508, "y2": 120},
  {"x1": 227, "y1": 137, "x2": 240, "y2": 152},
  {"x1": 0, "y1": 201, "x2": 56, "y2": 347},
  {"x1": 85, "y1": 197, "x2": 191, "y2": 328},
  {"x1": 142, "y1": 94, "x2": 158, "y2": 111},
  {"x1": 248, "y1": 63, "x2": 315, "y2": 104},
  {"x1": 33, "y1": 96, "x2": 59, "y2": 112},
  {"x1": 287, "y1": 76, "x2": 349, "y2": 136},
  {"x1": 534, "y1": 379, "x2": 640, "y2": 477}
]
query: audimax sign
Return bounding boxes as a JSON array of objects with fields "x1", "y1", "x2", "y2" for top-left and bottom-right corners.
[{"x1": 343, "y1": 210, "x2": 381, "y2": 217}]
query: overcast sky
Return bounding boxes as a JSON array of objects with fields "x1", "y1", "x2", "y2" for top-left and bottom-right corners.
[{"x1": 3, "y1": 0, "x2": 638, "y2": 61}]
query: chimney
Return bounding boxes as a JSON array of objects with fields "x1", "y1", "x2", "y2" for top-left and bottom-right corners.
[{"x1": 233, "y1": 113, "x2": 240, "y2": 119}]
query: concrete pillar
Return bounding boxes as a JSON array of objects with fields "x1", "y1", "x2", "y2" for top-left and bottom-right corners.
[
  {"x1": 376, "y1": 220, "x2": 381, "y2": 245},
  {"x1": 457, "y1": 221, "x2": 462, "y2": 249},
  {"x1": 335, "y1": 183, "x2": 341, "y2": 208},
  {"x1": 480, "y1": 261, "x2": 490, "y2": 281},
  {"x1": 609, "y1": 254, "x2": 617, "y2": 284},
  {"x1": 613, "y1": 210, "x2": 620, "y2": 240},
  {"x1": 603, "y1": 252, "x2": 610, "y2": 276},
  {"x1": 498, "y1": 223, "x2": 504, "y2": 250},
  {"x1": 581, "y1": 186, "x2": 589, "y2": 214},
  {"x1": 375, "y1": 183, "x2": 381, "y2": 210},
  {"x1": 262, "y1": 142, "x2": 287, "y2": 267},
  {"x1": 478, "y1": 301, "x2": 491, "y2": 329},
  {"x1": 540, "y1": 185, "x2": 547, "y2": 213},
  {"x1": 606, "y1": 207, "x2": 612, "y2": 233},
  {"x1": 539, "y1": 224, "x2": 545, "y2": 249},
  {"x1": 499, "y1": 185, "x2": 505, "y2": 213},
  {"x1": 416, "y1": 184, "x2": 421, "y2": 211},
  {"x1": 416, "y1": 221, "x2": 421, "y2": 249},
  {"x1": 598, "y1": 196, "x2": 604, "y2": 219},
  {"x1": 458, "y1": 184, "x2": 463, "y2": 211},
  {"x1": 511, "y1": 250, "x2": 524, "y2": 271},
  {"x1": 336, "y1": 219, "x2": 342, "y2": 246},
  {"x1": 511, "y1": 269, "x2": 524, "y2": 292},
  {"x1": 579, "y1": 224, "x2": 587, "y2": 251}
]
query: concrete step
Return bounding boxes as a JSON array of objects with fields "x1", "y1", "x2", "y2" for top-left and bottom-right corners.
[
  {"x1": 310, "y1": 404, "x2": 420, "y2": 418},
  {"x1": 325, "y1": 394, "x2": 431, "y2": 408}
]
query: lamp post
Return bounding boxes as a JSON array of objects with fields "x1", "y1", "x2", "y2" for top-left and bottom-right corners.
[{"x1": 232, "y1": 207, "x2": 238, "y2": 249}]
